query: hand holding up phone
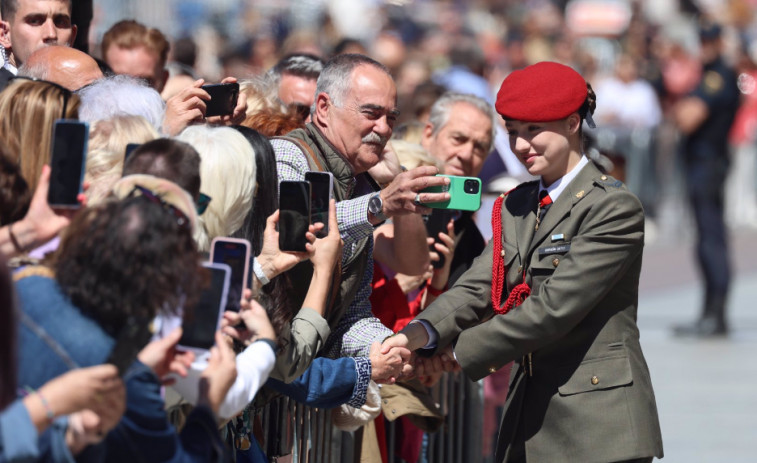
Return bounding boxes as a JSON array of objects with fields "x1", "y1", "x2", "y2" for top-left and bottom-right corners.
[
  {"x1": 255, "y1": 209, "x2": 317, "y2": 283},
  {"x1": 222, "y1": 289, "x2": 276, "y2": 346},
  {"x1": 310, "y1": 199, "x2": 342, "y2": 274},
  {"x1": 137, "y1": 328, "x2": 195, "y2": 385},
  {"x1": 197, "y1": 332, "x2": 237, "y2": 416}
]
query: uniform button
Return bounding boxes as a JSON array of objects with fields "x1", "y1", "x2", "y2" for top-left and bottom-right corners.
[
  {"x1": 391, "y1": 409, "x2": 397, "y2": 414},
  {"x1": 489, "y1": 367, "x2": 497, "y2": 373},
  {"x1": 552, "y1": 258, "x2": 560, "y2": 267},
  {"x1": 500, "y1": 249, "x2": 506, "y2": 257},
  {"x1": 591, "y1": 376, "x2": 599, "y2": 385},
  {"x1": 600, "y1": 175, "x2": 607, "y2": 180},
  {"x1": 383, "y1": 399, "x2": 388, "y2": 405}
]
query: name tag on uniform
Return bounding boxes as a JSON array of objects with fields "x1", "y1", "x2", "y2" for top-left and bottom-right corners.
[{"x1": 538, "y1": 243, "x2": 571, "y2": 256}]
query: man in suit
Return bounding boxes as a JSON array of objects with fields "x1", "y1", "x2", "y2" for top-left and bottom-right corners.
[
  {"x1": 384, "y1": 62, "x2": 663, "y2": 463},
  {"x1": 0, "y1": 0, "x2": 77, "y2": 90},
  {"x1": 421, "y1": 91, "x2": 495, "y2": 285}
]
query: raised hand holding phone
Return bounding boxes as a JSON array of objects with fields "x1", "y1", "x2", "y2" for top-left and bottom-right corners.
[{"x1": 420, "y1": 174, "x2": 482, "y2": 211}]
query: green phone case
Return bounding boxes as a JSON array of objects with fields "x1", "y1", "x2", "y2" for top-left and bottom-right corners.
[{"x1": 421, "y1": 175, "x2": 482, "y2": 211}]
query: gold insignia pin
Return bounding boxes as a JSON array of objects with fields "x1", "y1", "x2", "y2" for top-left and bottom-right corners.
[{"x1": 576, "y1": 190, "x2": 585, "y2": 198}]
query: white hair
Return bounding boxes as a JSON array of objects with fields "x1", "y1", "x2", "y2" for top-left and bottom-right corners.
[
  {"x1": 175, "y1": 125, "x2": 257, "y2": 252},
  {"x1": 77, "y1": 75, "x2": 165, "y2": 131}
]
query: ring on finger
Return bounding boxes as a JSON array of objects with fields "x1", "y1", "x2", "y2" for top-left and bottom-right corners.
[{"x1": 413, "y1": 193, "x2": 422, "y2": 206}]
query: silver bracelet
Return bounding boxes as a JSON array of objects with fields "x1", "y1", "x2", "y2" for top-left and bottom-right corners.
[{"x1": 252, "y1": 257, "x2": 270, "y2": 285}]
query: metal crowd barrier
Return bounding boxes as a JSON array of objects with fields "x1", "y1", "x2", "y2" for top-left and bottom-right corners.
[{"x1": 253, "y1": 372, "x2": 484, "y2": 463}]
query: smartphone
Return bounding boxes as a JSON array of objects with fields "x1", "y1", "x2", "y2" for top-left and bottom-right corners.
[
  {"x1": 278, "y1": 180, "x2": 311, "y2": 252},
  {"x1": 48, "y1": 119, "x2": 89, "y2": 208},
  {"x1": 201, "y1": 82, "x2": 240, "y2": 117},
  {"x1": 210, "y1": 237, "x2": 251, "y2": 312},
  {"x1": 424, "y1": 208, "x2": 456, "y2": 269},
  {"x1": 106, "y1": 315, "x2": 154, "y2": 376},
  {"x1": 124, "y1": 143, "x2": 141, "y2": 161},
  {"x1": 304, "y1": 171, "x2": 333, "y2": 238},
  {"x1": 179, "y1": 262, "x2": 230, "y2": 352},
  {"x1": 420, "y1": 175, "x2": 482, "y2": 211}
]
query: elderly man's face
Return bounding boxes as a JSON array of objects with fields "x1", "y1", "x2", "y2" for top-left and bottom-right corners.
[
  {"x1": 0, "y1": 0, "x2": 76, "y2": 67},
  {"x1": 321, "y1": 64, "x2": 398, "y2": 174},
  {"x1": 105, "y1": 45, "x2": 167, "y2": 92},
  {"x1": 422, "y1": 102, "x2": 493, "y2": 178}
]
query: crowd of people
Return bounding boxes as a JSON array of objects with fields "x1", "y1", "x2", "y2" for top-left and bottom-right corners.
[{"x1": 0, "y1": 0, "x2": 751, "y2": 462}]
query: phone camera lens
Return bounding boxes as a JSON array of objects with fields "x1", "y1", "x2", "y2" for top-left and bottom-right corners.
[{"x1": 464, "y1": 179, "x2": 479, "y2": 194}]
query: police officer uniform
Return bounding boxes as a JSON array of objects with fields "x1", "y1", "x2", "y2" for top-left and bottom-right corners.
[{"x1": 674, "y1": 23, "x2": 740, "y2": 337}]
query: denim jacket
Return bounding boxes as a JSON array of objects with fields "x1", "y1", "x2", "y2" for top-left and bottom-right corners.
[{"x1": 14, "y1": 273, "x2": 226, "y2": 463}]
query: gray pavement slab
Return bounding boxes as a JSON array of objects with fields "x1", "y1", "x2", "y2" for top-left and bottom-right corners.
[{"x1": 637, "y1": 227, "x2": 757, "y2": 462}]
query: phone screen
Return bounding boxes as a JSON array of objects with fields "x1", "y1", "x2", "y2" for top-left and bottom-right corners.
[
  {"x1": 304, "y1": 172, "x2": 332, "y2": 238},
  {"x1": 201, "y1": 83, "x2": 240, "y2": 117},
  {"x1": 124, "y1": 143, "x2": 141, "y2": 161},
  {"x1": 211, "y1": 239, "x2": 250, "y2": 312},
  {"x1": 48, "y1": 120, "x2": 89, "y2": 207},
  {"x1": 278, "y1": 180, "x2": 311, "y2": 252},
  {"x1": 179, "y1": 263, "x2": 230, "y2": 350}
]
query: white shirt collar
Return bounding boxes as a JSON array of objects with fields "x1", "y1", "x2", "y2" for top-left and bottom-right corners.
[
  {"x1": 3, "y1": 62, "x2": 17, "y2": 75},
  {"x1": 539, "y1": 155, "x2": 590, "y2": 202}
]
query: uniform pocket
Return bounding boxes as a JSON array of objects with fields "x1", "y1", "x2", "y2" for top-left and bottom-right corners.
[{"x1": 557, "y1": 355, "x2": 632, "y2": 396}]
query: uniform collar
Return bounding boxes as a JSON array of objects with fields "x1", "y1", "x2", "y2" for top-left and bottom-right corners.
[{"x1": 539, "y1": 155, "x2": 590, "y2": 201}]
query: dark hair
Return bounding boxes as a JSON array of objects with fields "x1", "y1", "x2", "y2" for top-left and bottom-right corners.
[
  {"x1": 0, "y1": 143, "x2": 30, "y2": 225},
  {"x1": 123, "y1": 138, "x2": 202, "y2": 200},
  {"x1": 230, "y1": 126, "x2": 290, "y2": 341},
  {"x1": 172, "y1": 37, "x2": 197, "y2": 68},
  {"x1": 53, "y1": 196, "x2": 202, "y2": 337},
  {"x1": 271, "y1": 53, "x2": 324, "y2": 81},
  {"x1": 0, "y1": 252, "x2": 16, "y2": 409},
  {"x1": 578, "y1": 83, "x2": 597, "y2": 122},
  {"x1": 2, "y1": 0, "x2": 71, "y2": 21}
]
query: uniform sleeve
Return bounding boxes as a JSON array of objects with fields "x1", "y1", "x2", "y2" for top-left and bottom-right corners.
[{"x1": 454, "y1": 190, "x2": 644, "y2": 380}]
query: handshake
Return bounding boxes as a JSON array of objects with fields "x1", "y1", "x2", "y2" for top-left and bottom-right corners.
[{"x1": 369, "y1": 323, "x2": 461, "y2": 384}]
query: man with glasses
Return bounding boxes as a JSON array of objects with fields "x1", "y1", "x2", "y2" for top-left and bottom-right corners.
[
  {"x1": 0, "y1": 0, "x2": 76, "y2": 91},
  {"x1": 266, "y1": 53, "x2": 324, "y2": 123}
]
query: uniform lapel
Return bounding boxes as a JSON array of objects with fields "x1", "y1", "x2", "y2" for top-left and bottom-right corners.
[
  {"x1": 528, "y1": 162, "x2": 601, "y2": 254},
  {"x1": 511, "y1": 185, "x2": 538, "y2": 262}
]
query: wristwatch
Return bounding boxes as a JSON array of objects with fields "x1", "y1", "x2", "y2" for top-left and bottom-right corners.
[{"x1": 368, "y1": 193, "x2": 388, "y2": 223}]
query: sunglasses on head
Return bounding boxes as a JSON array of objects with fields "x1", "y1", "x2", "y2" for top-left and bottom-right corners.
[
  {"x1": 129, "y1": 185, "x2": 191, "y2": 229},
  {"x1": 196, "y1": 192, "x2": 212, "y2": 215},
  {"x1": 9, "y1": 75, "x2": 73, "y2": 120}
]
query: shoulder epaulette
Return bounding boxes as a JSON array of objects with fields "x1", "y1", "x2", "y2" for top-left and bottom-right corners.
[{"x1": 594, "y1": 174, "x2": 623, "y2": 189}]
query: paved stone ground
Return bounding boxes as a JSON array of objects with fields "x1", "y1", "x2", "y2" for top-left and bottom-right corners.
[{"x1": 637, "y1": 219, "x2": 757, "y2": 462}]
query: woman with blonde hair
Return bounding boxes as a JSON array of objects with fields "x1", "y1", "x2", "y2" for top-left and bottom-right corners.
[
  {"x1": 0, "y1": 78, "x2": 80, "y2": 192},
  {"x1": 175, "y1": 125, "x2": 256, "y2": 251},
  {"x1": 85, "y1": 115, "x2": 159, "y2": 205}
]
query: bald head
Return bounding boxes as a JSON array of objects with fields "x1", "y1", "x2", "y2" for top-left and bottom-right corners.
[{"x1": 20, "y1": 45, "x2": 103, "y2": 90}]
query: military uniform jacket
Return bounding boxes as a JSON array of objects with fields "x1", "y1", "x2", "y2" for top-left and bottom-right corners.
[{"x1": 416, "y1": 161, "x2": 663, "y2": 462}]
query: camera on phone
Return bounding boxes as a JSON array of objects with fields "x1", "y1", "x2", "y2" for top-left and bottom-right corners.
[{"x1": 464, "y1": 179, "x2": 480, "y2": 194}]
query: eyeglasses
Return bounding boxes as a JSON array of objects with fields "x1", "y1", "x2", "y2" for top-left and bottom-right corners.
[
  {"x1": 196, "y1": 193, "x2": 212, "y2": 215},
  {"x1": 129, "y1": 185, "x2": 191, "y2": 229},
  {"x1": 9, "y1": 75, "x2": 73, "y2": 120}
]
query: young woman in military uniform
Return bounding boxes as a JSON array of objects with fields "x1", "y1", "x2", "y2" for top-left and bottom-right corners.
[{"x1": 384, "y1": 62, "x2": 664, "y2": 463}]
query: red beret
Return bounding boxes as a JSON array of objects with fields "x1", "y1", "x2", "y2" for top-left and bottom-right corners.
[{"x1": 495, "y1": 62, "x2": 587, "y2": 122}]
